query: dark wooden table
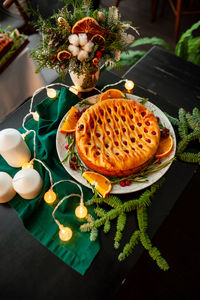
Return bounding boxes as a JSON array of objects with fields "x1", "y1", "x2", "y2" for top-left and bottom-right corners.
[{"x1": 0, "y1": 46, "x2": 199, "y2": 300}]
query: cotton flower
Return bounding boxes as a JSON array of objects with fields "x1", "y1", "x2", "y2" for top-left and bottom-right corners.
[
  {"x1": 82, "y1": 41, "x2": 94, "y2": 52},
  {"x1": 68, "y1": 33, "x2": 94, "y2": 62},
  {"x1": 78, "y1": 50, "x2": 89, "y2": 62},
  {"x1": 68, "y1": 45, "x2": 80, "y2": 56},
  {"x1": 79, "y1": 33, "x2": 88, "y2": 46},
  {"x1": 121, "y1": 33, "x2": 135, "y2": 44},
  {"x1": 68, "y1": 34, "x2": 79, "y2": 46}
]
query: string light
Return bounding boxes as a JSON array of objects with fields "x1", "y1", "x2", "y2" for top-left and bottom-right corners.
[
  {"x1": 58, "y1": 224, "x2": 73, "y2": 242},
  {"x1": 46, "y1": 87, "x2": 57, "y2": 99},
  {"x1": 44, "y1": 189, "x2": 57, "y2": 205},
  {"x1": 125, "y1": 80, "x2": 134, "y2": 92},
  {"x1": 52, "y1": 193, "x2": 80, "y2": 242},
  {"x1": 101, "y1": 79, "x2": 127, "y2": 92},
  {"x1": 22, "y1": 160, "x2": 34, "y2": 169},
  {"x1": 75, "y1": 202, "x2": 88, "y2": 219}
]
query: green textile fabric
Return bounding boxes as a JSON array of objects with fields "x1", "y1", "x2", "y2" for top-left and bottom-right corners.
[{"x1": 0, "y1": 88, "x2": 100, "y2": 275}]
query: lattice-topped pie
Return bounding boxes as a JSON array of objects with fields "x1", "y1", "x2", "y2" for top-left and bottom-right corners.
[{"x1": 75, "y1": 98, "x2": 160, "y2": 177}]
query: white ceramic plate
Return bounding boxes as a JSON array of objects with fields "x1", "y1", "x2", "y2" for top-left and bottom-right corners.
[{"x1": 56, "y1": 94, "x2": 176, "y2": 194}]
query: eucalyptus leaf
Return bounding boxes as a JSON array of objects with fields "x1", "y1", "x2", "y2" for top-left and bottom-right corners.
[
  {"x1": 120, "y1": 50, "x2": 146, "y2": 59},
  {"x1": 130, "y1": 37, "x2": 170, "y2": 51}
]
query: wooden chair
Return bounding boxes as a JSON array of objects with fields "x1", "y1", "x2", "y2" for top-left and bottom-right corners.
[
  {"x1": 151, "y1": 0, "x2": 200, "y2": 42},
  {"x1": 3, "y1": 0, "x2": 36, "y2": 34}
]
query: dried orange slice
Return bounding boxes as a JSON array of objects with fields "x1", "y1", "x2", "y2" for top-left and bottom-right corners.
[
  {"x1": 82, "y1": 171, "x2": 112, "y2": 198},
  {"x1": 99, "y1": 89, "x2": 125, "y2": 102},
  {"x1": 91, "y1": 34, "x2": 105, "y2": 50},
  {"x1": 72, "y1": 17, "x2": 107, "y2": 37},
  {"x1": 60, "y1": 106, "x2": 80, "y2": 133},
  {"x1": 155, "y1": 134, "x2": 173, "y2": 159},
  {"x1": 57, "y1": 50, "x2": 71, "y2": 62}
]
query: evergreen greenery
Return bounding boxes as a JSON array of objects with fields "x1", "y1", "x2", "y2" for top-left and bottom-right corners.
[
  {"x1": 166, "y1": 107, "x2": 200, "y2": 164},
  {"x1": 81, "y1": 178, "x2": 169, "y2": 271}
]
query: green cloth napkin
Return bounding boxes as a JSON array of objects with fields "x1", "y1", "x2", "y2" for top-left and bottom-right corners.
[{"x1": 0, "y1": 88, "x2": 100, "y2": 275}]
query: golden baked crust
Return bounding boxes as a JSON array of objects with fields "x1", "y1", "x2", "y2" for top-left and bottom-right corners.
[{"x1": 75, "y1": 98, "x2": 160, "y2": 177}]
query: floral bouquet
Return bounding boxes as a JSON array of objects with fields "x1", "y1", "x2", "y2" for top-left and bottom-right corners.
[{"x1": 31, "y1": 0, "x2": 138, "y2": 91}]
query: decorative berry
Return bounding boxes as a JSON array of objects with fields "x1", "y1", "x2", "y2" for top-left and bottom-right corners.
[
  {"x1": 96, "y1": 51, "x2": 102, "y2": 59},
  {"x1": 65, "y1": 145, "x2": 69, "y2": 150},
  {"x1": 120, "y1": 181, "x2": 126, "y2": 187},
  {"x1": 79, "y1": 124, "x2": 84, "y2": 131},
  {"x1": 125, "y1": 179, "x2": 131, "y2": 186}
]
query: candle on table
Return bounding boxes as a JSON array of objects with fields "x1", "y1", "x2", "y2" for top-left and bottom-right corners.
[
  {"x1": 0, "y1": 128, "x2": 31, "y2": 168},
  {"x1": 13, "y1": 168, "x2": 43, "y2": 199},
  {"x1": 0, "y1": 172, "x2": 16, "y2": 203}
]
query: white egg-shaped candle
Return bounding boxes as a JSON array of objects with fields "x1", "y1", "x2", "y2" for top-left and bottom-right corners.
[
  {"x1": 0, "y1": 128, "x2": 31, "y2": 168},
  {"x1": 0, "y1": 172, "x2": 16, "y2": 203},
  {"x1": 13, "y1": 168, "x2": 43, "y2": 200}
]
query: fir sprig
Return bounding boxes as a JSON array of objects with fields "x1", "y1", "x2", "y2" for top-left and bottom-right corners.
[
  {"x1": 81, "y1": 178, "x2": 169, "y2": 271},
  {"x1": 166, "y1": 107, "x2": 200, "y2": 165}
]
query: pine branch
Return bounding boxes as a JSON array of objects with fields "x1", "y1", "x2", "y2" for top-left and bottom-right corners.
[
  {"x1": 149, "y1": 247, "x2": 169, "y2": 271},
  {"x1": 114, "y1": 213, "x2": 127, "y2": 249},
  {"x1": 94, "y1": 206, "x2": 107, "y2": 218},
  {"x1": 137, "y1": 207, "x2": 169, "y2": 271},
  {"x1": 118, "y1": 230, "x2": 140, "y2": 261},
  {"x1": 178, "y1": 108, "x2": 188, "y2": 139},
  {"x1": 137, "y1": 206, "x2": 148, "y2": 232},
  {"x1": 193, "y1": 107, "x2": 200, "y2": 123},
  {"x1": 80, "y1": 179, "x2": 167, "y2": 270},
  {"x1": 178, "y1": 152, "x2": 200, "y2": 164},
  {"x1": 177, "y1": 131, "x2": 200, "y2": 154},
  {"x1": 185, "y1": 112, "x2": 200, "y2": 131},
  {"x1": 164, "y1": 113, "x2": 180, "y2": 126},
  {"x1": 104, "y1": 219, "x2": 111, "y2": 233}
]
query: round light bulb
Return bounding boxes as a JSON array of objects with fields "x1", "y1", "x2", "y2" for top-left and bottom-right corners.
[
  {"x1": 75, "y1": 203, "x2": 88, "y2": 219},
  {"x1": 22, "y1": 161, "x2": 34, "y2": 169},
  {"x1": 32, "y1": 112, "x2": 39, "y2": 121},
  {"x1": 125, "y1": 80, "x2": 134, "y2": 91},
  {"x1": 46, "y1": 88, "x2": 57, "y2": 99},
  {"x1": 44, "y1": 189, "x2": 57, "y2": 205},
  {"x1": 59, "y1": 225, "x2": 72, "y2": 241}
]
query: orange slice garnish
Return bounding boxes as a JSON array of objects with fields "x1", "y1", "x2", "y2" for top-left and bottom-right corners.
[
  {"x1": 82, "y1": 171, "x2": 112, "y2": 198},
  {"x1": 60, "y1": 106, "x2": 80, "y2": 133},
  {"x1": 91, "y1": 34, "x2": 105, "y2": 50},
  {"x1": 99, "y1": 89, "x2": 125, "y2": 102},
  {"x1": 72, "y1": 17, "x2": 107, "y2": 37},
  {"x1": 155, "y1": 134, "x2": 174, "y2": 159},
  {"x1": 57, "y1": 50, "x2": 71, "y2": 62}
]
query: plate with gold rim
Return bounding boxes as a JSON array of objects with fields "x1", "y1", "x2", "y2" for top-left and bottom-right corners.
[{"x1": 56, "y1": 94, "x2": 176, "y2": 194}]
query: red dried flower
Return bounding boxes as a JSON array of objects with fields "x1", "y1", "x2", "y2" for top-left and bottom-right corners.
[{"x1": 96, "y1": 51, "x2": 102, "y2": 59}]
